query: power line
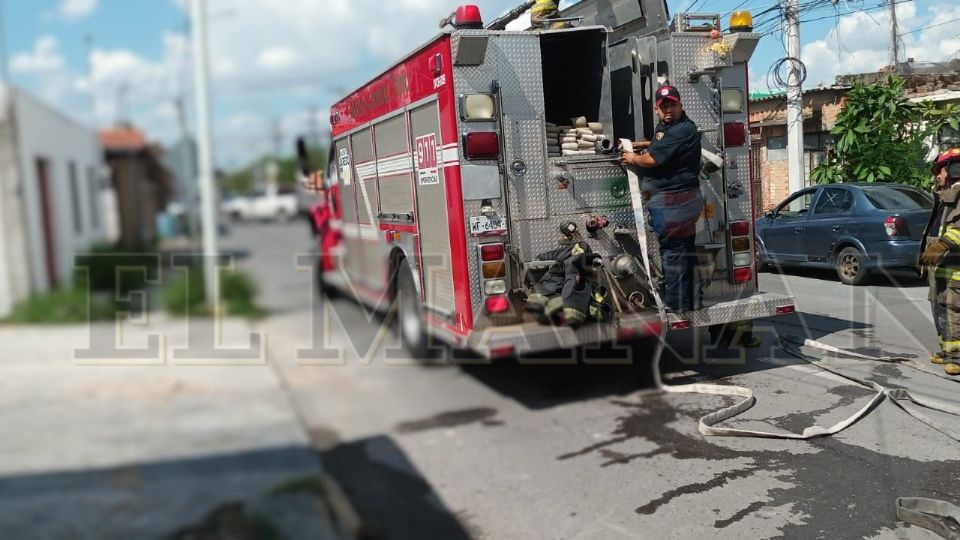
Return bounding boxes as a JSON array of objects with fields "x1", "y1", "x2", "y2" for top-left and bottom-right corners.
[{"x1": 899, "y1": 16, "x2": 960, "y2": 36}]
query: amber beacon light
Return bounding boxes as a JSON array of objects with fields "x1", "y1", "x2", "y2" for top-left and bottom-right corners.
[{"x1": 729, "y1": 10, "x2": 753, "y2": 32}]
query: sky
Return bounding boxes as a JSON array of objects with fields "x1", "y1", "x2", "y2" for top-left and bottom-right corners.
[{"x1": 5, "y1": 0, "x2": 960, "y2": 171}]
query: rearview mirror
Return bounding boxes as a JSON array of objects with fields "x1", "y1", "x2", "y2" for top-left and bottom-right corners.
[{"x1": 765, "y1": 211, "x2": 775, "y2": 219}]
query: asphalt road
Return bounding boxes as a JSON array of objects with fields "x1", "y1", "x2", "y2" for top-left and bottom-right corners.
[{"x1": 231, "y1": 220, "x2": 957, "y2": 539}]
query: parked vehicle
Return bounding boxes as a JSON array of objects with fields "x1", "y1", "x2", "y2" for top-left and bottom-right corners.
[
  {"x1": 315, "y1": 1, "x2": 795, "y2": 358},
  {"x1": 222, "y1": 185, "x2": 298, "y2": 222},
  {"x1": 755, "y1": 183, "x2": 933, "y2": 285}
]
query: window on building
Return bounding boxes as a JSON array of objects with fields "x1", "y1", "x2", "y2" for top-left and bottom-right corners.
[
  {"x1": 766, "y1": 135, "x2": 787, "y2": 161},
  {"x1": 87, "y1": 166, "x2": 99, "y2": 230},
  {"x1": 69, "y1": 162, "x2": 83, "y2": 233}
]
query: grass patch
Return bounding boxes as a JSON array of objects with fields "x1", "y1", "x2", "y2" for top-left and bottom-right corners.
[
  {"x1": 5, "y1": 288, "x2": 118, "y2": 324},
  {"x1": 163, "y1": 267, "x2": 266, "y2": 318}
]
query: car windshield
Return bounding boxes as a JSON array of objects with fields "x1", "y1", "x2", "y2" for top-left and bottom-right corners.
[{"x1": 862, "y1": 186, "x2": 932, "y2": 209}]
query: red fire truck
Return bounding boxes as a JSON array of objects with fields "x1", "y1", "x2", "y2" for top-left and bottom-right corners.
[{"x1": 318, "y1": 0, "x2": 795, "y2": 358}]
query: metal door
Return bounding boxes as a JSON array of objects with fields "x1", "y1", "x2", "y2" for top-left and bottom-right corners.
[
  {"x1": 763, "y1": 188, "x2": 816, "y2": 263},
  {"x1": 409, "y1": 100, "x2": 455, "y2": 315},
  {"x1": 804, "y1": 186, "x2": 852, "y2": 262}
]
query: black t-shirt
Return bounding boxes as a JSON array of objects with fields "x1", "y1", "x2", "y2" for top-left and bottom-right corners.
[{"x1": 642, "y1": 113, "x2": 702, "y2": 194}]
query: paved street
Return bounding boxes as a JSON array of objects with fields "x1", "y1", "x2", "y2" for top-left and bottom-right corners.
[
  {"x1": 238, "y1": 222, "x2": 957, "y2": 539},
  {"x1": 1, "y1": 220, "x2": 957, "y2": 539}
]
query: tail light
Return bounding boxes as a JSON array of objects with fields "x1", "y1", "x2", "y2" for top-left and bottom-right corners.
[
  {"x1": 730, "y1": 221, "x2": 750, "y2": 237},
  {"x1": 733, "y1": 267, "x2": 752, "y2": 283},
  {"x1": 723, "y1": 122, "x2": 746, "y2": 146},
  {"x1": 776, "y1": 305, "x2": 796, "y2": 315},
  {"x1": 884, "y1": 216, "x2": 907, "y2": 237},
  {"x1": 463, "y1": 132, "x2": 500, "y2": 160},
  {"x1": 480, "y1": 243, "x2": 504, "y2": 261},
  {"x1": 670, "y1": 320, "x2": 691, "y2": 330},
  {"x1": 485, "y1": 295, "x2": 510, "y2": 313}
]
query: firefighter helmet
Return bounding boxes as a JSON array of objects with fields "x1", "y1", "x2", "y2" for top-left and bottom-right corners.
[{"x1": 932, "y1": 147, "x2": 960, "y2": 175}]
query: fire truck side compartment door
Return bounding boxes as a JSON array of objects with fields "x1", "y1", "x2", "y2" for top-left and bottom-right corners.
[
  {"x1": 409, "y1": 100, "x2": 456, "y2": 315},
  {"x1": 608, "y1": 36, "x2": 657, "y2": 143}
]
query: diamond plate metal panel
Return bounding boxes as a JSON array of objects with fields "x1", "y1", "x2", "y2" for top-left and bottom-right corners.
[
  {"x1": 667, "y1": 292, "x2": 794, "y2": 328},
  {"x1": 547, "y1": 160, "x2": 629, "y2": 216},
  {"x1": 453, "y1": 32, "x2": 549, "y2": 222}
]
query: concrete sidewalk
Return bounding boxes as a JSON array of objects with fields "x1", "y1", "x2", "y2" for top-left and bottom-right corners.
[{"x1": 0, "y1": 316, "x2": 347, "y2": 539}]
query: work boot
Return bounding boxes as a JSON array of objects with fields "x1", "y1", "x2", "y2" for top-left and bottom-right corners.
[
  {"x1": 931, "y1": 351, "x2": 948, "y2": 365},
  {"x1": 946, "y1": 362, "x2": 960, "y2": 376}
]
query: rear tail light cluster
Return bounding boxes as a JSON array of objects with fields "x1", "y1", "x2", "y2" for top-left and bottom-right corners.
[
  {"x1": 723, "y1": 122, "x2": 746, "y2": 146},
  {"x1": 884, "y1": 216, "x2": 907, "y2": 237},
  {"x1": 463, "y1": 132, "x2": 500, "y2": 160},
  {"x1": 730, "y1": 220, "x2": 752, "y2": 283},
  {"x1": 480, "y1": 242, "x2": 509, "y2": 313}
]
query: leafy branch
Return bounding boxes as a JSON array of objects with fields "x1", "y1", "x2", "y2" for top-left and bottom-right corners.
[{"x1": 811, "y1": 75, "x2": 960, "y2": 187}]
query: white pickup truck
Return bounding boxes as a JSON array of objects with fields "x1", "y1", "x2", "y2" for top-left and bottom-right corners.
[{"x1": 222, "y1": 184, "x2": 299, "y2": 222}]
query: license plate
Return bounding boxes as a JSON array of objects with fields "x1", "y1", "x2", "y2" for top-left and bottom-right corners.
[{"x1": 469, "y1": 215, "x2": 507, "y2": 236}]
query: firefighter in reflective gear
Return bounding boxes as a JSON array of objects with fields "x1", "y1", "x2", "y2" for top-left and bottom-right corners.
[
  {"x1": 530, "y1": 0, "x2": 569, "y2": 28},
  {"x1": 921, "y1": 147, "x2": 960, "y2": 375}
]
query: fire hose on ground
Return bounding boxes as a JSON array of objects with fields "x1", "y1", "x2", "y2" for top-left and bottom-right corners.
[{"x1": 620, "y1": 139, "x2": 960, "y2": 538}]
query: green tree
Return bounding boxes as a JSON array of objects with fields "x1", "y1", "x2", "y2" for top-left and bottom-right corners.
[{"x1": 811, "y1": 75, "x2": 960, "y2": 187}]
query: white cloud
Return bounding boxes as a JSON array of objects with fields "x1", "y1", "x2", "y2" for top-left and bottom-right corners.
[
  {"x1": 11, "y1": 36, "x2": 65, "y2": 74},
  {"x1": 59, "y1": 0, "x2": 98, "y2": 20},
  {"x1": 800, "y1": 2, "x2": 960, "y2": 88}
]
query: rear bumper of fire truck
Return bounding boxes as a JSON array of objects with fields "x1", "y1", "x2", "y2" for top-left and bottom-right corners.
[
  {"x1": 465, "y1": 292, "x2": 795, "y2": 359},
  {"x1": 664, "y1": 291, "x2": 796, "y2": 331}
]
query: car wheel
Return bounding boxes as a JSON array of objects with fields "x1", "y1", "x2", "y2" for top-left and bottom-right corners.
[
  {"x1": 836, "y1": 246, "x2": 869, "y2": 286},
  {"x1": 396, "y1": 262, "x2": 431, "y2": 359}
]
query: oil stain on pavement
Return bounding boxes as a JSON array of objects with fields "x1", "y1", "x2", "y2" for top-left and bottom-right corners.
[{"x1": 558, "y1": 393, "x2": 960, "y2": 538}]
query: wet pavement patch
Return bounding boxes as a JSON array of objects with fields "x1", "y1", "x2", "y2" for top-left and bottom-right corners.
[
  {"x1": 558, "y1": 392, "x2": 960, "y2": 538},
  {"x1": 714, "y1": 501, "x2": 766, "y2": 529},
  {"x1": 395, "y1": 408, "x2": 500, "y2": 434}
]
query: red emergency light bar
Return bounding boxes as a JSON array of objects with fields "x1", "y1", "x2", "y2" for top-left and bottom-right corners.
[{"x1": 455, "y1": 5, "x2": 483, "y2": 28}]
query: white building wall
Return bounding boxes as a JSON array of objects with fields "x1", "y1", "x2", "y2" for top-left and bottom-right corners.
[{"x1": 13, "y1": 89, "x2": 108, "y2": 293}]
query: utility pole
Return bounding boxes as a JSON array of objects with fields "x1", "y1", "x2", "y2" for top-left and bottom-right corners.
[
  {"x1": 272, "y1": 117, "x2": 283, "y2": 159},
  {"x1": 85, "y1": 34, "x2": 96, "y2": 127},
  {"x1": 888, "y1": 0, "x2": 899, "y2": 71},
  {"x1": 175, "y1": 96, "x2": 199, "y2": 244},
  {"x1": 308, "y1": 105, "x2": 320, "y2": 150},
  {"x1": 784, "y1": 0, "x2": 805, "y2": 193},
  {"x1": 190, "y1": 0, "x2": 220, "y2": 312}
]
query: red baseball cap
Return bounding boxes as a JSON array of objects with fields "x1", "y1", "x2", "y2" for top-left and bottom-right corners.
[{"x1": 655, "y1": 85, "x2": 681, "y2": 106}]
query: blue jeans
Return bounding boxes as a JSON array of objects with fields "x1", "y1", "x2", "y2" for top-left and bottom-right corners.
[{"x1": 647, "y1": 188, "x2": 703, "y2": 311}]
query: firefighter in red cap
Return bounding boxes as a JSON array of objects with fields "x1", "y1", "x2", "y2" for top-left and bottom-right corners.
[
  {"x1": 621, "y1": 85, "x2": 703, "y2": 312},
  {"x1": 921, "y1": 147, "x2": 960, "y2": 375}
]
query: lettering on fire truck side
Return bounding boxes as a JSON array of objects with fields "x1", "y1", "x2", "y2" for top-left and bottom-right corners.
[
  {"x1": 338, "y1": 148, "x2": 353, "y2": 186},
  {"x1": 433, "y1": 74, "x2": 447, "y2": 89},
  {"x1": 415, "y1": 133, "x2": 440, "y2": 186}
]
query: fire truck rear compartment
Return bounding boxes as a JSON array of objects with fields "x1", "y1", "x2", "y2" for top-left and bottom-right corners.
[{"x1": 539, "y1": 29, "x2": 608, "y2": 128}]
